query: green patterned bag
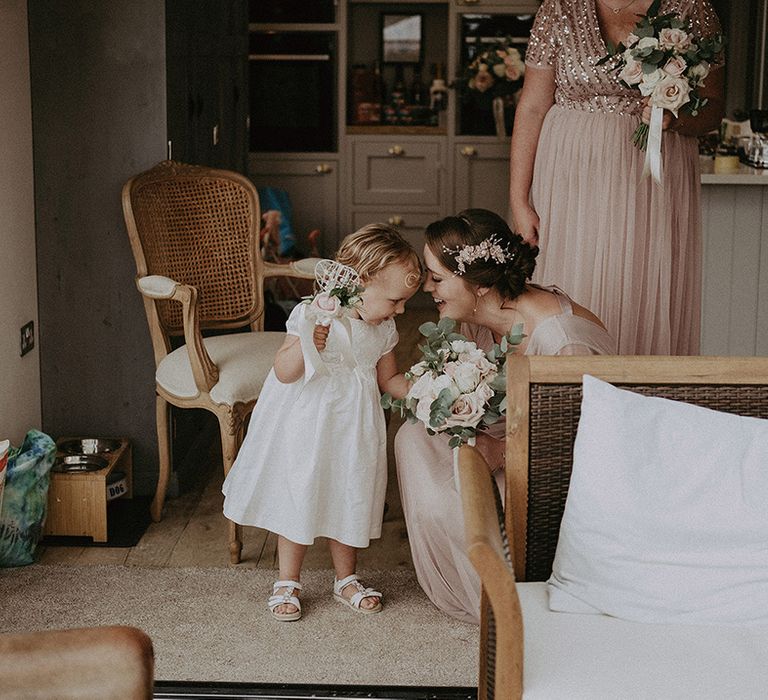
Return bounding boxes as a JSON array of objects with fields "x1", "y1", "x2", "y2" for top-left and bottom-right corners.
[{"x1": 0, "y1": 430, "x2": 56, "y2": 567}]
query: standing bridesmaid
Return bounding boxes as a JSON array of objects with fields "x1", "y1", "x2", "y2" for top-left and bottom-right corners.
[{"x1": 509, "y1": 0, "x2": 724, "y2": 354}]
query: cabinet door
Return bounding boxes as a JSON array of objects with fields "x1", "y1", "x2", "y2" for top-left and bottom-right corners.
[
  {"x1": 352, "y1": 140, "x2": 444, "y2": 206},
  {"x1": 248, "y1": 156, "x2": 339, "y2": 255},
  {"x1": 453, "y1": 143, "x2": 511, "y2": 217}
]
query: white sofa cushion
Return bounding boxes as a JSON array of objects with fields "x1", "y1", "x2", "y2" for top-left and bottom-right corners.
[
  {"x1": 548, "y1": 374, "x2": 768, "y2": 625},
  {"x1": 520, "y1": 582, "x2": 768, "y2": 699},
  {"x1": 156, "y1": 331, "x2": 285, "y2": 403}
]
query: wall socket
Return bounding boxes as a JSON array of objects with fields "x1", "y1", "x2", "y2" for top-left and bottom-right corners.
[{"x1": 20, "y1": 321, "x2": 34, "y2": 357}]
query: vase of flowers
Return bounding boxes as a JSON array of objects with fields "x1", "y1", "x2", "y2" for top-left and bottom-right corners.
[{"x1": 456, "y1": 38, "x2": 526, "y2": 139}]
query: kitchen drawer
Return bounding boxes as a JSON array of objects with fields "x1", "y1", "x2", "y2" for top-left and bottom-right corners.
[{"x1": 352, "y1": 141, "x2": 443, "y2": 206}]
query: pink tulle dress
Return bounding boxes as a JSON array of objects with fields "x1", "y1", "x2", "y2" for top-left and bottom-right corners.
[{"x1": 524, "y1": 0, "x2": 722, "y2": 354}]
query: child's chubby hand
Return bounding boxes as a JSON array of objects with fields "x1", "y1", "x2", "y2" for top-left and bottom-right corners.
[{"x1": 313, "y1": 323, "x2": 330, "y2": 352}]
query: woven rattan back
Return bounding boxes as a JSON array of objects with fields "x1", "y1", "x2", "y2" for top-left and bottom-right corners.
[
  {"x1": 506, "y1": 356, "x2": 768, "y2": 583},
  {"x1": 123, "y1": 160, "x2": 264, "y2": 336}
]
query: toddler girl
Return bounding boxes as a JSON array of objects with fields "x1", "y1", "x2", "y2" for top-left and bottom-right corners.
[{"x1": 222, "y1": 224, "x2": 421, "y2": 621}]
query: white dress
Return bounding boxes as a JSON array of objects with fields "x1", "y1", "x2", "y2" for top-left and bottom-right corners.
[{"x1": 222, "y1": 303, "x2": 398, "y2": 548}]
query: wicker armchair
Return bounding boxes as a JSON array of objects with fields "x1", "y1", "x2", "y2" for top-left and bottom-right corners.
[
  {"x1": 459, "y1": 355, "x2": 768, "y2": 699},
  {"x1": 122, "y1": 160, "x2": 318, "y2": 563}
]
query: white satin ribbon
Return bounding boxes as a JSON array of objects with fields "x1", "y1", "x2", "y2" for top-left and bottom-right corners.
[{"x1": 642, "y1": 105, "x2": 664, "y2": 186}]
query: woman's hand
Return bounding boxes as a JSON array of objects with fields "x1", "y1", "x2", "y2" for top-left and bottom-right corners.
[
  {"x1": 313, "y1": 324, "x2": 329, "y2": 352},
  {"x1": 475, "y1": 433, "x2": 505, "y2": 473},
  {"x1": 640, "y1": 101, "x2": 675, "y2": 130},
  {"x1": 511, "y1": 203, "x2": 540, "y2": 245}
]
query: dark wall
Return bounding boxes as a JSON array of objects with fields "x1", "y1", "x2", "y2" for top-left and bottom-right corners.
[{"x1": 29, "y1": 0, "x2": 167, "y2": 495}]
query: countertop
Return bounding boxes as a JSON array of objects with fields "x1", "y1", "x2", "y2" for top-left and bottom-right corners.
[{"x1": 700, "y1": 158, "x2": 768, "y2": 185}]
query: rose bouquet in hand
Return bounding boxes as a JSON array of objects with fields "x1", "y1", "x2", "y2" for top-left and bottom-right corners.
[
  {"x1": 381, "y1": 317, "x2": 524, "y2": 448},
  {"x1": 597, "y1": 0, "x2": 723, "y2": 151},
  {"x1": 304, "y1": 259, "x2": 364, "y2": 326}
]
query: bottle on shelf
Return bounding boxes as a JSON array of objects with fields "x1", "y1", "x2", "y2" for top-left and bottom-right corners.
[
  {"x1": 429, "y1": 62, "x2": 448, "y2": 127},
  {"x1": 411, "y1": 65, "x2": 426, "y2": 107}
]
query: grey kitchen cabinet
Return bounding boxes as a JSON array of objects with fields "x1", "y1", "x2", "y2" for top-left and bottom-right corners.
[{"x1": 453, "y1": 141, "x2": 510, "y2": 216}]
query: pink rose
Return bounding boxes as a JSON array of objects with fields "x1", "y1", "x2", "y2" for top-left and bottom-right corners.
[
  {"x1": 662, "y1": 56, "x2": 688, "y2": 78},
  {"x1": 471, "y1": 67, "x2": 494, "y2": 93},
  {"x1": 651, "y1": 75, "x2": 692, "y2": 117},
  {"x1": 658, "y1": 28, "x2": 692, "y2": 53},
  {"x1": 443, "y1": 391, "x2": 486, "y2": 430},
  {"x1": 619, "y1": 58, "x2": 644, "y2": 86},
  {"x1": 309, "y1": 292, "x2": 342, "y2": 325}
]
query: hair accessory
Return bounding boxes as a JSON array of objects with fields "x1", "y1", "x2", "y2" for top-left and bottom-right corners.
[
  {"x1": 314, "y1": 259, "x2": 361, "y2": 292},
  {"x1": 442, "y1": 234, "x2": 515, "y2": 276}
]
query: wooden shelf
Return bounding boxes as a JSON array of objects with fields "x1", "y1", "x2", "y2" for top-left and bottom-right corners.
[{"x1": 346, "y1": 125, "x2": 447, "y2": 135}]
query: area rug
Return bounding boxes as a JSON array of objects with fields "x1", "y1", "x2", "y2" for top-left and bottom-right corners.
[{"x1": 0, "y1": 564, "x2": 478, "y2": 688}]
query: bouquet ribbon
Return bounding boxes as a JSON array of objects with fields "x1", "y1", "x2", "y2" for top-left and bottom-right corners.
[
  {"x1": 642, "y1": 105, "x2": 664, "y2": 186},
  {"x1": 298, "y1": 307, "x2": 356, "y2": 383}
]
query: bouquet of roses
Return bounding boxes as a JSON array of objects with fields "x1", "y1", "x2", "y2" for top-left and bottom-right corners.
[
  {"x1": 461, "y1": 38, "x2": 526, "y2": 99},
  {"x1": 381, "y1": 317, "x2": 524, "y2": 448},
  {"x1": 597, "y1": 0, "x2": 723, "y2": 158}
]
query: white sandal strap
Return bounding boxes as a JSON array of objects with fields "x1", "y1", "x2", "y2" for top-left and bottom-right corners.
[
  {"x1": 334, "y1": 574, "x2": 359, "y2": 594},
  {"x1": 268, "y1": 593, "x2": 301, "y2": 612},
  {"x1": 273, "y1": 579, "x2": 302, "y2": 593},
  {"x1": 334, "y1": 574, "x2": 381, "y2": 608}
]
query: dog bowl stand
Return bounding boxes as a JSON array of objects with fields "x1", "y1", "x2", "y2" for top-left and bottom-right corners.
[{"x1": 44, "y1": 438, "x2": 133, "y2": 542}]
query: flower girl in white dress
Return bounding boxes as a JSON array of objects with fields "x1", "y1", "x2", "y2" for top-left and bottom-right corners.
[{"x1": 222, "y1": 224, "x2": 421, "y2": 621}]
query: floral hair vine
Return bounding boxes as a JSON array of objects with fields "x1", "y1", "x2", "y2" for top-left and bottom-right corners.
[{"x1": 442, "y1": 234, "x2": 515, "y2": 276}]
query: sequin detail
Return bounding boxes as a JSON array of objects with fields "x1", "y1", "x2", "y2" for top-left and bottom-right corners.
[{"x1": 525, "y1": 0, "x2": 723, "y2": 116}]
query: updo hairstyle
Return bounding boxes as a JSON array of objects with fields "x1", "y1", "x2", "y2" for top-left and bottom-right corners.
[{"x1": 424, "y1": 208, "x2": 538, "y2": 301}]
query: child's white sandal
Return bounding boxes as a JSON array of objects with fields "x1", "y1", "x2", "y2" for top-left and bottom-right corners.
[
  {"x1": 268, "y1": 579, "x2": 302, "y2": 621},
  {"x1": 333, "y1": 574, "x2": 382, "y2": 614}
]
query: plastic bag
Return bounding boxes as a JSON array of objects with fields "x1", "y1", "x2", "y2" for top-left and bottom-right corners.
[{"x1": 0, "y1": 430, "x2": 56, "y2": 567}]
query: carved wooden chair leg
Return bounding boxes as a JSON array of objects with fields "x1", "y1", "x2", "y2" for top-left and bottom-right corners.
[
  {"x1": 220, "y1": 412, "x2": 243, "y2": 564},
  {"x1": 151, "y1": 395, "x2": 171, "y2": 522}
]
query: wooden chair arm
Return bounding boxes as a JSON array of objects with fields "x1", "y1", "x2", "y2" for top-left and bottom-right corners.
[
  {"x1": 136, "y1": 275, "x2": 219, "y2": 393},
  {"x1": 459, "y1": 444, "x2": 524, "y2": 700},
  {"x1": 262, "y1": 257, "x2": 321, "y2": 280},
  {"x1": 0, "y1": 625, "x2": 154, "y2": 699}
]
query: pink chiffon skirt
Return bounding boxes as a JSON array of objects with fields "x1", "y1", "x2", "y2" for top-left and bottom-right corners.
[{"x1": 531, "y1": 105, "x2": 702, "y2": 355}]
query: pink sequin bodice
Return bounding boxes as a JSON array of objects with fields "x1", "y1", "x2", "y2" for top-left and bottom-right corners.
[{"x1": 525, "y1": 0, "x2": 722, "y2": 116}]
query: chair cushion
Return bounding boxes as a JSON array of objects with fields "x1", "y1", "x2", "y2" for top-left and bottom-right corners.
[
  {"x1": 156, "y1": 332, "x2": 285, "y2": 404},
  {"x1": 548, "y1": 374, "x2": 768, "y2": 625},
  {"x1": 519, "y1": 582, "x2": 768, "y2": 699}
]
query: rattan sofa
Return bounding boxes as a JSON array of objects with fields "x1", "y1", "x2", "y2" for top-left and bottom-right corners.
[{"x1": 460, "y1": 355, "x2": 768, "y2": 700}]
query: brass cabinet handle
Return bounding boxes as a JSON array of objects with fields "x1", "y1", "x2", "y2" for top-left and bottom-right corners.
[
  {"x1": 387, "y1": 145, "x2": 405, "y2": 156},
  {"x1": 460, "y1": 146, "x2": 477, "y2": 157},
  {"x1": 388, "y1": 216, "x2": 404, "y2": 226},
  {"x1": 314, "y1": 163, "x2": 332, "y2": 174}
]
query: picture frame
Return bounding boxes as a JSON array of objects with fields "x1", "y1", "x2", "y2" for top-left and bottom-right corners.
[{"x1": 381, "y1": 13, "x2": 423, "y2": 64}]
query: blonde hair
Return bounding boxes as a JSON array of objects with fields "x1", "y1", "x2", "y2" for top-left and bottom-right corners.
[{"x1": 335, "y1": 223, "x2": 422, "y2": 286}]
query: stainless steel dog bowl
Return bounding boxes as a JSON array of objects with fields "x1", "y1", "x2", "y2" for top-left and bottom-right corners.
[
  {"x1": 59, "y1": 438, "x2": 122, "y2": 455},
  {"x1": 53, "y1": 454, "x2": 109, "y2": 473}
]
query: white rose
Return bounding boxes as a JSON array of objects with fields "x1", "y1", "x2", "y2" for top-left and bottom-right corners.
[
  {"x1": 408, "y1": 372, "x2": 436, "y2": 401},
  {"x1": 475, "y1": 381, "x2": 494, "y2": 404},
  {"x1": 450, "y1": 340, "x2": 475, "y2": 354},
  {"x1": 658, "y1": 27, "x2": 692, "y2": 53},
  {"x1": 443, "y1": 391, "x2": 486, "y2": 429},
  {"x1": 662, "y1": 55, "x2": 687, "y2": 78},
  {"x1": 619, "y1": 58, "x2": 644, "y2": 86},
  {"x1": 636, "y1": 36, "x2": 659, "y2": 51},
  {"x1": 408, "y1": 361, "x2": 428, "y2": 378},
  {"x1": 625, "y1": 33, "x2": 640, "y2": 48},
  {"x1": 452, "y1": 362, "x2": 482, "y2": 394},
  {"x1": 651, "y1": 74, "x2": 692, "y2": 117},
  {"x1": 639, "y1": 68, "x2": 664, "y2": 96},
  {"x1": 688, "y1": 60, "x2": 710, "y2": 86}
]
